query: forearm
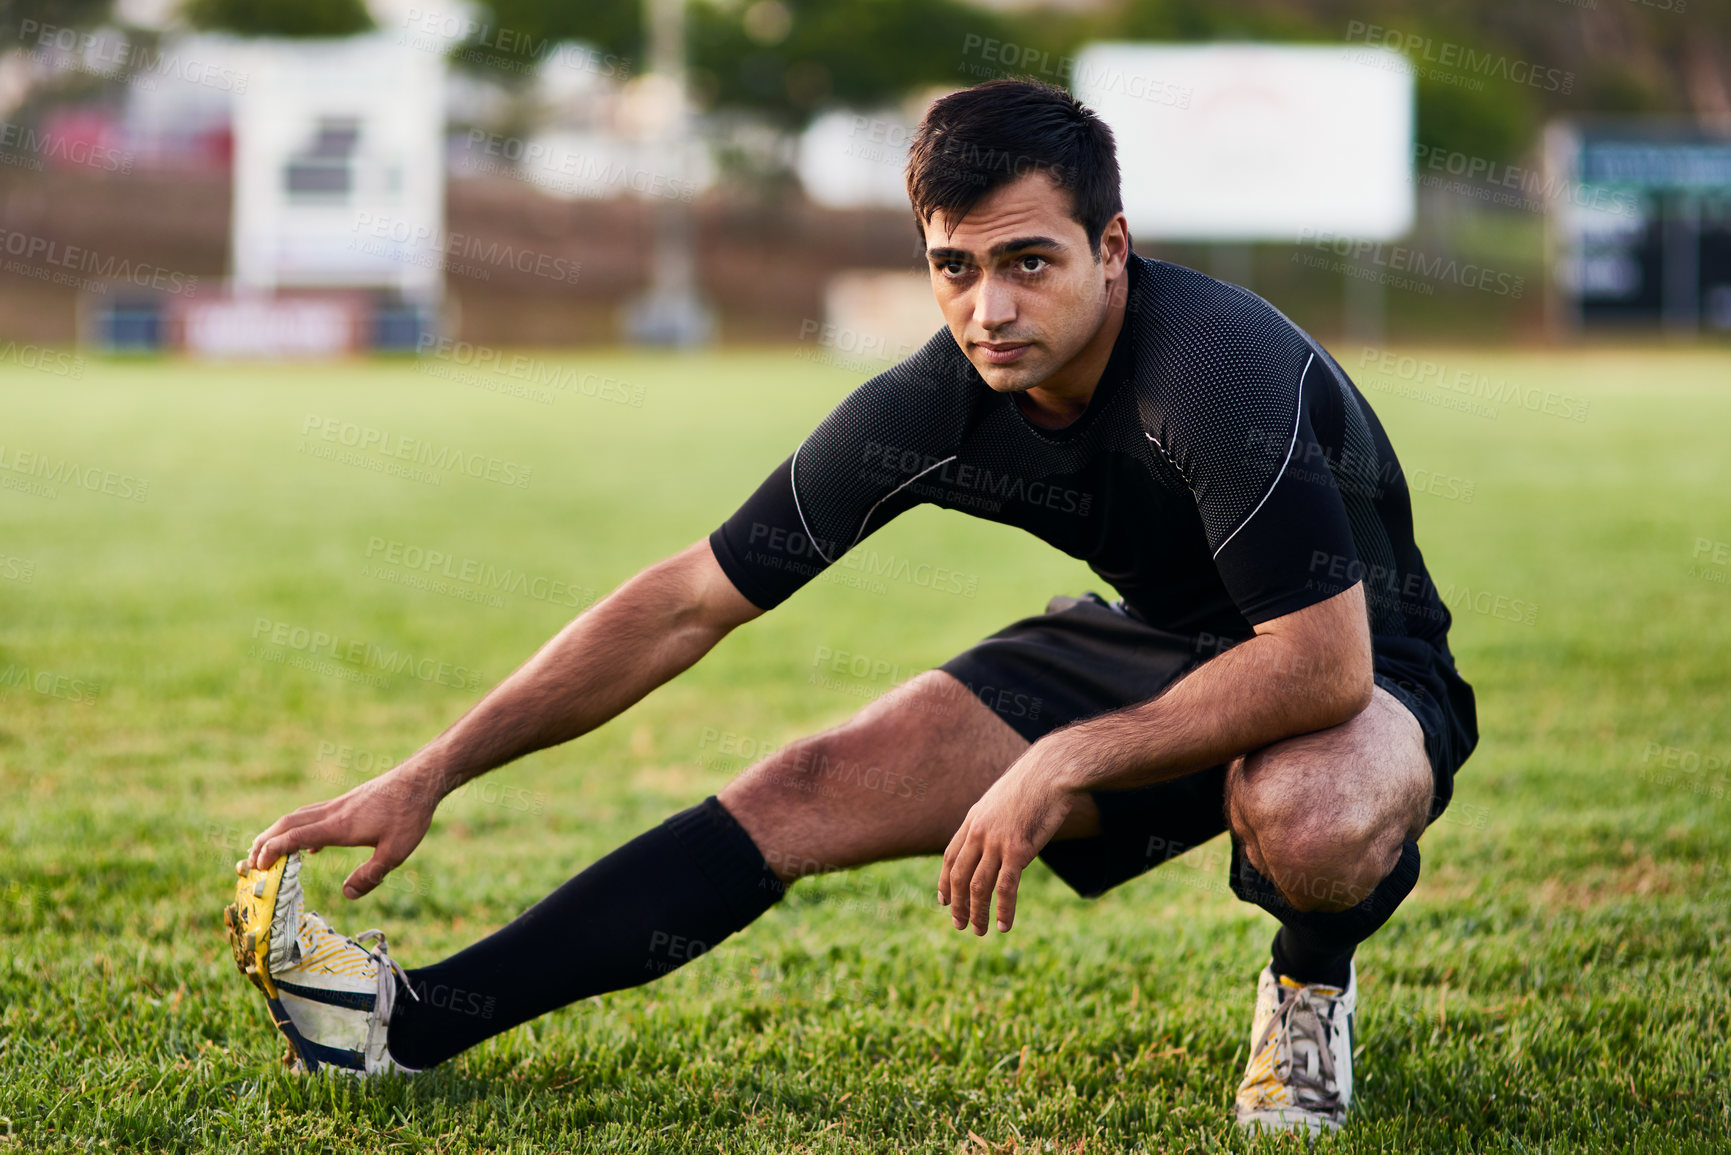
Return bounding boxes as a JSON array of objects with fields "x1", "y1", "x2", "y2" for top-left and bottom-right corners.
[
  {"x1": 398, "y1": 540, "x2": 755, "y2": 797},
  {"x1": 1044, "y1": 593, "x2": 1374, "y2": 794}
]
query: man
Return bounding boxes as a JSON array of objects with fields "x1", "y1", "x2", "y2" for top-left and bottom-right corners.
[{"x1": 225, "y1": 79, "x2": 1476, "y2": 1136}]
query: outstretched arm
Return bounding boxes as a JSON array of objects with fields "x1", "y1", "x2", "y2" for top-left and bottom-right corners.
[{"x1": 246, "y1": 538, "x2": 761, "y2": 896}]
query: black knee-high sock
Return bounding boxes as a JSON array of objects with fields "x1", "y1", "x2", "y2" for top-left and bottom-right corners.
[
  {"x1": 386, "y1": 796, "x2": 785, "y2": 1069},
  {"x1": 1228, "y1": 835, "x2": 1421, "y2": 989}
]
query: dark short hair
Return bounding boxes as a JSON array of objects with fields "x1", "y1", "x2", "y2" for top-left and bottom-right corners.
[{"x1": 905, "y1": 79, "x2": 1123, "y2": 255}]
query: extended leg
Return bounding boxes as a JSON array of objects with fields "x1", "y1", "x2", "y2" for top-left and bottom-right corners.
[
  {"x1": 720, "y1": 669, "x2": 1098, "y2": 882},
  {"x1": 386, "y1": 671, "x2": 1096, "y2": 1069}
]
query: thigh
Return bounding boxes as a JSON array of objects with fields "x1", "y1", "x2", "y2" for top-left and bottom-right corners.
[
  {"x1": 1225, "y1": 685, "x2": 1434, "y2": 871},
  {"x1": 721, "y1": 670, "x2": 1101, "y2": 880}
]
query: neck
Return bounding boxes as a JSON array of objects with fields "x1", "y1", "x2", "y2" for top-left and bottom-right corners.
[{"x1": 1014, "y1": 272, "x2": 1130, "y2": 430}]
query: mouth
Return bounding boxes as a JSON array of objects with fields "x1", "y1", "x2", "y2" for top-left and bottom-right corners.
[{"x1": 973, "y1": 341, "x2": 1033, "y2": 367}]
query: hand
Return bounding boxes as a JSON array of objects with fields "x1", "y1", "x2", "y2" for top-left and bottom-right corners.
[
  {"x1": 246, "y1": 765, "x2": 442, "y2": 899},
  {"x1": 938, "y1": 743, "x2": 1082, "y2": 935}
]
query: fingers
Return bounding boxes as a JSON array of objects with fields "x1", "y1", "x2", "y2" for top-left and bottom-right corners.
[
  {"x1": 343, "y1": 846, "x2": 403, "y2": 900},
  {"x1": 994, "y1": 864, "x2": 1022, "y2": 934},
  {"x1": 942, "y1": 814, "x2": 1031, "y2": 936},
  {"x1": 248, "y1": 803, "x2": 329, "y2": 870},
  {"x1": 938, "y1": 818, "x2": 969, "y2": 907},
  {"x1": 946, "y1": 838, "x2": 985, "y2": 931},
  {"x1": 254, "y1": 817, "x2": 347, "y2": 870},
  {"x1": 967, "y1": 851, "x2": 1001, "y2": 936}
]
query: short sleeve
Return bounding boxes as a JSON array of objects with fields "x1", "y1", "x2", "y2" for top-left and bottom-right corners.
[{"x1": 1153, "y1": 349, "x2": 1358, "y2": 625}]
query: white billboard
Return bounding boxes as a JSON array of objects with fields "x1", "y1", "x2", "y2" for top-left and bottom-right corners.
[
  {"x1": 232, "y1": 34, "x2": 445, "y2": 295},
  {"x1": 797, "y1": 109, "x2": 916, "y2": 210},
  {"x1": 1073, "y1": 43, "x2": 1415, "y2": 242}
]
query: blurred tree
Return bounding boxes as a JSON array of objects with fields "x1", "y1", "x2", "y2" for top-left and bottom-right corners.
[
  {"x1": 2, "y1": 0, "x2": 113, "y2": 40},
  {"x1": 474, "y1": 0, "x2": 641, "y2": 68},
  {"x1": 181, "y1": 0, "x2": 373, "y2": 38},
  {"x1": 447, "y1": 0, "x2": 1013, "y2": 123},
  {"x1": 688, "y1": 0, "x2": 1014, "y2": 123},
  {"x1": 440, "y1": 0, "x2": 1728, "y2": 153},
  {"x1": 1118, "y1": 0, "x2": 1309, "y2": 43}
]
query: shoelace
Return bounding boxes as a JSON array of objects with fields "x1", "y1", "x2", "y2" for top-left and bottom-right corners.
[
  {"x1": 354, "y1": 928, "x2": 420, "y2": 1024},
  {"x1": 1251, "y1": 983, "x2": 1341, "y2": 1110}
]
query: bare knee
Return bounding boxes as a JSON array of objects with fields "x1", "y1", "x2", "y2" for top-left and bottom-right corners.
[
  {"x1": 1229, "y1": 766, "x2": 1406, "y2": 913},
  {"x1": 718, "y1": 732, "x2": 856, "y2": 881},
  {"x1": 1258, "y1": 825, "x2": 1399, "y2": 912},
  {"x1": 716, "y1": 670, "x2": 1030, "y2": 885},
  {"x1": 1224, "y1": 688, "x2": 1432, "y2": 912}
]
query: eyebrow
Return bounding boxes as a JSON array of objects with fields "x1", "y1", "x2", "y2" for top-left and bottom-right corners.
[{"x1": 925, "y1": 235, "x2": 1066, "y2": 262}]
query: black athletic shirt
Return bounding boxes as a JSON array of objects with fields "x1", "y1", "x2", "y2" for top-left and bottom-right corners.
[{"x1": 711, "y1": 255, "x2": 1461, "y2": 674}]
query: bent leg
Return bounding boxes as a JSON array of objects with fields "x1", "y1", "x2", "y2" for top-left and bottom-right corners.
[
  {"x1": 1224, "y1": 686, "x2": 1434, "y2": 985},
  {"x1": 1227, "y1": 686, "x2": 1431, "y2": 912}
]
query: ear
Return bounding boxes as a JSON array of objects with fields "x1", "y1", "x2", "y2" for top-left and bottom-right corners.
[{"x1": 1099, "y1": 212, "x2": 1131, "y2": 279}]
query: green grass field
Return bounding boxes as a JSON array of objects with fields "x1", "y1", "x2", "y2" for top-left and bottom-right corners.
[{"x1": 1, "y1": 344, "x2": 1729, "y2": 1153}]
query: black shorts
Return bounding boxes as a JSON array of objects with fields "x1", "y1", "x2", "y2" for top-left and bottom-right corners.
[{"x1": 937, "y1": 593, "x2": 1479, "y2": 899}]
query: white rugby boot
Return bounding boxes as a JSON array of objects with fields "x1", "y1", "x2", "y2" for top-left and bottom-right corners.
[
  {"x1": 224, "y1": 851, "x2": 419, "y2": 1074},
  {"x1": 1233, "y1": 962, "x2": 1356, "y2": 1134}
]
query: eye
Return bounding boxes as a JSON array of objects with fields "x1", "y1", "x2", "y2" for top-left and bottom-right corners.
[
  {"x1": 1016, "y1": 255, "x2": 1048, "y2": 274},
  {"x1": 939, "y1": 260, "x2": 970, "y2": 278}
]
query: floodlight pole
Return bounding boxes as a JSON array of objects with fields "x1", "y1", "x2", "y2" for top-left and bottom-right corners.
[
  {"x1": 1343, "y1": 257, "x2": 1385, "y2": 346},
  {"x1": 1208, "y1": 242, "x2": 1253, "y2": 293},
  {"x1": 1661, "y1": 191, "x2": 1702, "y2": 336},
  {"x1": 625, "y1": 0, "x2": 714, "y2": 347}
]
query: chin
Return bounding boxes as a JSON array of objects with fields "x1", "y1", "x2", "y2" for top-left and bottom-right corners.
[{"x1": 972, "y1": 359, "x2": 1045, "y2": 394}]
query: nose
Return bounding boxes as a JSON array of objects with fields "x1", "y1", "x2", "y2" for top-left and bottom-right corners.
[{"x1": 973, "y1": 272, "x2": 1016, "y2": 333}]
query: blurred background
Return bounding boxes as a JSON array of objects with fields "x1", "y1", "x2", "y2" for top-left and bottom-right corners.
[
  {"x1": 4, "y1": 6, "x2": 1731, "y2": 1147},
  {"x1": 1, "y1": 0, "x2": 1728, "y2": 356}
]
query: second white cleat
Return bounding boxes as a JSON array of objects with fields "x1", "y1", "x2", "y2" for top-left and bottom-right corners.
[{"x1": 1233, "y1": 962, "x2": 1356, "y2": 1135}]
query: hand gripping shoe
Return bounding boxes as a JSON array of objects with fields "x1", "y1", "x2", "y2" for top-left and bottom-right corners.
[{"x1": 224, "y1": 852, "x2": 419, "y2": 1074}]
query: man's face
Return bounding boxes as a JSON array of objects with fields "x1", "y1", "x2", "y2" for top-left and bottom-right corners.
[{"x1": 923, "y1": 171, "x2": 1125, "y2": 394}]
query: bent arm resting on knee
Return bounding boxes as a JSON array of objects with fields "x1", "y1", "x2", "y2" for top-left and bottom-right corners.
[
  {"x1": 940, "y1": 583, "x2": 1372, "y2": 934},
  {"x1": 247, "y1": 539, "x2": 761, "y2": 891},
  {"x1": 1038, "y1": 582, "x2": 1373, "y2": 793}
]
